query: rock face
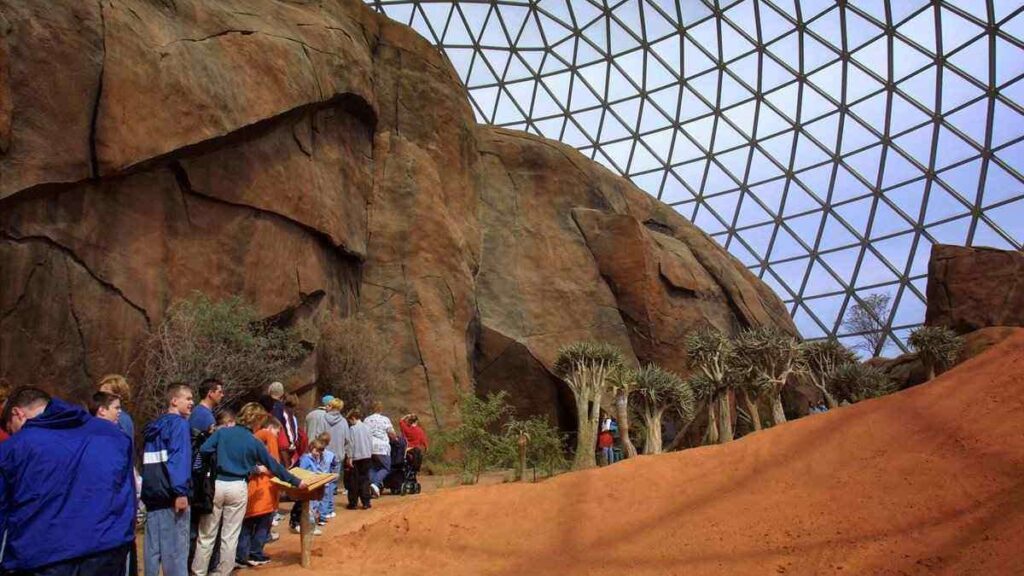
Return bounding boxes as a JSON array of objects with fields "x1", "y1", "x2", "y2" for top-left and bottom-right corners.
[
  {"x1": 926, "y1": 244, "x2": 1024, "y2": 334},
  {"x1": 0, "y1": 0, "x2": 796, "y2": 427}
]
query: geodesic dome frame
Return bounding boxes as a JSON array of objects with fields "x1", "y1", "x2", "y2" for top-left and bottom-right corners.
[{"x1": 367, "y1": 0, "x2": 1024, "y2": 355}]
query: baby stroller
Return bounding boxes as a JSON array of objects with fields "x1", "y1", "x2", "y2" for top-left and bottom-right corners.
[{"x1": 383, "y1": 437, "x2": 422, "y2": 495}]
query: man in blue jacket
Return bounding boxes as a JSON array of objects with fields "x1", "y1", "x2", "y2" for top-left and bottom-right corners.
[
  {"x1": 0, "y1": 386, "x2": 135, "y2": 575},
  {"x1": 141, "y1": 383, "x2": 194, "y2": 576}
]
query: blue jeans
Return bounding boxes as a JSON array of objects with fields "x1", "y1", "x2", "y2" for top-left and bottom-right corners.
[
  {"x1": 144, "y1": 507, "x2": 190, "y2": 576},
  {"x1": 370, "y1": 453, "x2": 391, "y2": 488},
  {"x1": 236, "y1": 513, "x2": 273, "y2": 564},
  {"x1": 25, "y1": 543, "x2": 132, "y2": 576},
  {"x1": 321, "y1": 480, "x2": 337, "y2": 516}
]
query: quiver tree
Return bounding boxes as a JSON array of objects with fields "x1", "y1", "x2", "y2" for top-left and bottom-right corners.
[
  {"x1": 908, "y1": 326, "x2": 964, "y2": 381},
  {"x1": 631, "y1": 364, "x2": 695, "y2": 454},
  {"x1": 607, "y1": 368, "x2": 639, "y2": 459},
  {"x1": 735, "y1": 373, "x2": 771, "y2": 431},
  {"x1": 685, "y1": 328, "x2": 737, "y2": 444},
  {"x1": 732, "y1": 326, "x2": 804, "y2": 426},
  {"x1": 553, "y1": 341, "x2": 625, "y2": 470},
  {"x1": 801, "y1": 339, "x2": 857, "y2": 409},
  {"x1": 829, "y1": 363, "x2": 895, "y2": 403}
]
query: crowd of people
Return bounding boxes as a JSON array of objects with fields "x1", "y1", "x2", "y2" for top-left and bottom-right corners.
[{"x1": 0, "y1": 376, "x2": 429, "y2": 576}]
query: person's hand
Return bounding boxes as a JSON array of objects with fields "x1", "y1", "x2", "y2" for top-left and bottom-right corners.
[
  {"x1": 255, "y1": 465, "x2": 269, "y2": 476},
  {"x1": 298, "y1": 480, "x2": 309, "y2": 490},
  {"x1": 174, "y1": 496, "x2": 188, "y2": 514}
]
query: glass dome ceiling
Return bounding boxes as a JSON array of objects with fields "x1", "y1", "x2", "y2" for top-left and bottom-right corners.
[{"x1": 366, "y1": 0, "x2": 1024, "y2": 354}]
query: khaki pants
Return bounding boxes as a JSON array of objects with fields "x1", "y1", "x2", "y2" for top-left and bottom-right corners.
[{"x1": 192, "y1": 480, "x2": 248, "y2": 576}]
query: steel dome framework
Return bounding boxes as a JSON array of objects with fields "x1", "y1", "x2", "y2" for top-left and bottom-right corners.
[{"x1": 367, "y1": 0, "x2": 1024, "y2": 354}]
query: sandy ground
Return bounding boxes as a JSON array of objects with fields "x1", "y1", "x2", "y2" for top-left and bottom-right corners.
[{"x1": 248, "y1": 329, "x2": 1024, "y2": 576}]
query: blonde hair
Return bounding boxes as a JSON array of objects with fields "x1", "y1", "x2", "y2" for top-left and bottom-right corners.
[
  {"x1": 237, "y1": 402, "x2": 269, "y2": 430},
  {"x1": 309, "y1": 438, "x2": 327, "y2": 452},
  {"x1": 98, "y1": 374, "x2": 131, "y2": 402},
  {"x1": 316, "y1": 431, "x2": 331, "y2": 445},
  {"x1": 327, "y1": 398, "x2": 345, "y2": 412}
]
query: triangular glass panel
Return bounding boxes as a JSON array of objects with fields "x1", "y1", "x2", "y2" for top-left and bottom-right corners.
[
  {"x1": 984, "y1": 200, "x2": 1024, "y2": 245},
  {"x1": 795, "y1": 163, "x2": 834, "y2": 201},
  {"x1": 680, "y1": 86, "x2": 714, "y2": 122},
  {"x1": 760, "y1": 130, "x2": 796, "y2": 166},
  {"x1": 844, "y1": 6, "x2": 884, "y2": 51},
  {"x1": 941, "y1": 6, "x2": 986, "y2": 54},
  {"x1": 803, "y1": 113, "x2": 841, "y2": 152},
  {"x1": 832, "y1": 162, "x2": 873, "y2": 203},
  {"x1": 855, "y1": 248, "x2": 898, "y2": 287},
  {"x1": 948, "y1": 36, "x2": 990, "y2": 84},
  {"x1": 671, "y1": 131, "x2": 706, "y2": 164},
  {"x1": 936, "y1": 159, "x2": 983, "y2": 203},
  {"x1": 793, "y1": 133, "x2": 833, "y2": 171},
  {"x1": 996, "y1": 36, "x2": 1024, "y2": 86},
  {"x1": 870, "y1": 198, "x2": 915, "y2": 238},
  {"x1": 924, "y1": 184, "x2": 971, "y2": 224},
  {"x1": 661, "y1": 172, "x2": 696, "y2": 204},
  {"x1": 629, "y1": 141, "x2": 664, "y2": 174},
  {"x1": 883, "y1": 179, "x2": 927, "y2": 223},
  {"x1": 704, "y1": 161, "x2": 740, "y2": 195},
  {"x1": 982, "y1": 160, "x2": 1024, "y2": 207},
  {"x1": 748, "y1": 178, "x2": 787, "y2": 217},
  {"x1": 756, "y1": 104, "x2": 794, "y2": 140},
  {"x1": 935, "y1": 125, "x2": 981, "y2": 168},
  {"x1": 682, "y1": 36, "x2": 717, "y2": 78},
  {"x1": 991, "y1": 99, "x2": 1024, "y2": 149},
  {"x1": 758, "y1": 2, "x2": 794, "y2": 42},
  {"x1": 898, "y1": 65, "x2": 938, "y2": 113},
  {"x1": 818, "y1": 213, "x2": 863, "y2": 251},
  {"x1": 736, "y1": 222, "x2": 776, "y2": 260},
  {"x1": 889, "y1": 93, "x2": 933, "y2": 135},
  {"x1": 705, "y1": 190, "x2": 742, "y2": 223},
  {"x1": 833, "y1": 196, "x2": 874, "y2": 234},
  {"x1": 716, "y1": 146, "x2": 751, "y2": 181},
  {"x1": 845, "y1": 62, "x2": 886, "y2": 103},
  {"x1": 786, "y1": 210, "x2": 825, "y2": 244},
  {"x1": 693, "y1": 203, "x2": 728, "y2": 234},
  {"x1": 925, "y1": 214, "x2": 971, "y2": 245},
  {"x1": 840, "y1": 116, "x2": 880, "y2": 154},
  {"x1": 736, "y1": 191, "x2": 774, "y2": 227},
  {"x1": 897, "y1": 7, "x2": 937, "y2": 56},
  {"x1": 940, "y1": 67, "x2": 985, "y2": 113},
  {"x1": 820, "y1": 245, "x2": 863, "y2": 286},
  {"x1": 970, "y1": 218, "x2": 1016, "y2": 250},
  {"x1": 748, "y1": 148, "x2": 785, "y2": 183},
  {"x1": 882, "y1": 148, "x2": 924, "y2": 189},
  {"x1": 783, "y1": 181, "x2": 822, "y2": 216},
  {"x1": 769, "y1": 225, "x2": 810, "y2": 261},
  {"x1": 843, "y1": 144, "x2": 883, "y2": 183},
  {"x1": 714, "y1": 118, "x2": 749, "y2": 152}
]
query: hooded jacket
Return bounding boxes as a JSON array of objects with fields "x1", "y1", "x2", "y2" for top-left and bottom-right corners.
[
  {"x1": 0, "y1": 399, "x2": 134, "y2": 571},
  {"x1": 141, "y1": 413, "x2": 192, "y2": 510},
  {"x1": 305, "y1": 407, "x2": 330, "y2": 442},
  {"x1": 324, "y1": 411, "x2": 350, "y2": 461}
]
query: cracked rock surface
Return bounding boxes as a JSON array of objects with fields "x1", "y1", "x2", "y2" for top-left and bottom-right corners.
[{"x1": 0, "y1": 0, "x2": 795, "y2": 428}]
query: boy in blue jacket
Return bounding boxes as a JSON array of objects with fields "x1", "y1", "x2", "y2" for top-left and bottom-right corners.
[
  {"x1": 141, "y1": 383, "x2": 194, "y2": 576},
  {"x1": 0, "y1": 387, "x2": 135, "y2": 574}
]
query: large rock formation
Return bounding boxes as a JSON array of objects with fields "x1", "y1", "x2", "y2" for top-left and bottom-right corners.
[
  {"x1": 926, "y1": 244, "x2": 1024, "y2": 334},
  {"x1": 0, "y1": 0, "x2": 796, "y2": 427}
]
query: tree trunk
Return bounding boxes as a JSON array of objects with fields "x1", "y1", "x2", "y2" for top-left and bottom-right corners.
[
  {"x1": 741, "y1": 389, "x2": 762, "y2": 431},
  {"x1": 717, "y1": 393, "x2": 734, "y2": 443},
  {"x1": 615, "y1": 391, "x2": 638, "y2": 458},
  {"x1": 705, "y1": 400, "x2": 719, "y2": 445},
  {"x1": 823, "y1": 390, "x2": 838, "y2": 409},
  {"x1": 925, "y1": 361, "x2": 936, "y2": 381},
  {"x1": 517, "y1": 433, "x2": 527, "y2": 481},
  {"x1": 771, "y1": 394, "x2": 787, "y2": 425},
  {"x1": 642, "y1": 408, "x2": 663, "y2": 454},
  {"x1": 573, "y1": 395, "x2": 597, "y2": 470}
]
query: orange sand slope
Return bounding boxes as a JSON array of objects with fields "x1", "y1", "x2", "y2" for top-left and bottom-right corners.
[{"x1": 272, "y1": 329, "x2": 1024, "y2": 575}]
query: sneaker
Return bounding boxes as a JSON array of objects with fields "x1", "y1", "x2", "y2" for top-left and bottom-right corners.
[
  {"x1": 272, "y1": 514, "x2": 281, "y2": 527},
  {"x1": 313, "y1": 526, "x2": 323, "y2": 536},
  {"x1": 235, "y1": 561, "x2": 250, "y2": 570},
  {"x1": 249, "y1": 558, "x2": 271, "y2": 566},
  {"x1": 361, "y1": 503, "x2": 372, "y2": 510},
  {"x1": 317, "y1": 520, "x2": 327, "y2": 526},
  {"x1": 345, "y1": 504, "x2": 358, "y2": 510},
  {"x1": 370, "y1": 483, "x2": 380, "y2": 498},
  {"x1": 290, "y1": 525, "x2": 300, "y2": 534},
  {"x1": 268, "y1": 531, "x2": 280, "y2": 542},
  {"x1": 325, "y1": 512, "x2": 336, "y2": 519}
]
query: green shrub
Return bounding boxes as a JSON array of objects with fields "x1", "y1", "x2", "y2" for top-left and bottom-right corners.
[
  {"x1": 139, "y1": 293, "x2": 305, "y2": 423},
  {"x1": 829, "y1": 363, "x2": 896, "y2": 403},
  {"x1": 908, "y1": 326, "x2": 964, "y2": 380}
]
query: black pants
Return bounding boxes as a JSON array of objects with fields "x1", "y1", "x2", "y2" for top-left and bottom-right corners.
[
  {"x1": 289, "y1": 501, "x2": 304, "y2": 528},
  {"x1": 12, "y1": 544, "x2": 131, "y2": 576},
  {"x1": 346, "y1": 458, "x2": 372, "y2": 507}
]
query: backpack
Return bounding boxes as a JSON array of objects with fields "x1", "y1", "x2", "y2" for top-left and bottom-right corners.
[{"x1": 190, "y1": 428, "x2": 217, "y2": 515}]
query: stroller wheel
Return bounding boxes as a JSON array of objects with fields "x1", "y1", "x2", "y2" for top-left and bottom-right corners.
[
  {"x1": 400, "y1": 482, "x2": 410, "y2": 496},
  {"x1": 413, "y1": 482, "x2": 421, "y2": 494}
]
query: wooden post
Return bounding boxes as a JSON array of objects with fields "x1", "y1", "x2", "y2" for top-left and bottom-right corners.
[{"x1": 300, "y1": 498, "x2": 314, "y2": 569}]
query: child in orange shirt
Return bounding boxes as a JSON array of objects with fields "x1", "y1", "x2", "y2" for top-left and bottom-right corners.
[{"x1": 236, "y1": 413, "x2": 282, "y2": 567}]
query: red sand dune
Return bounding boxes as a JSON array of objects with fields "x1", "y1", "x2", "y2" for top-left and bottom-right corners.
[{"x1": 265, "y1": 329, "x2": 1024, "y2": 575}]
